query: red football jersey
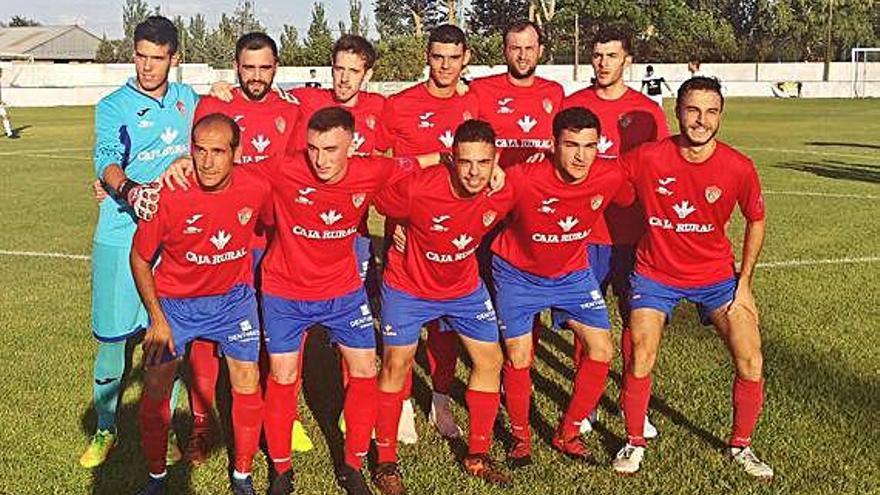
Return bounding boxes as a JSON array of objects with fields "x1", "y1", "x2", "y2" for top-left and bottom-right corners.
[
  {"x1": 194, "y1": 88, "x2": 300, "y2": 165},
  {"x1": 470, "y1": 74, "x2": 564, "y2": 168},
  {"x1": 492, "y1": 158, "x2": 634, "y2": 278},
  {"x1": 258, "y1": 152, "x2": 417, "y2": 301},
  {"x1": 286, "y1": 87, "x2": 385, "y2": 154},
  {"x1": 376, "y1": 83, "x2": 479, "y2": 155},
  {"x1": 563, "y1": 86, "x2": 670, "y2": 245},
  {"x1": 375, "y1": 166, "x2": 516, "y2": 300},
  {"x1": 133, "y1": 166, "x2": 272, "y2": 298},
  {"x1": 623, "y1": 137, "x2": 765, "y2": 288}
]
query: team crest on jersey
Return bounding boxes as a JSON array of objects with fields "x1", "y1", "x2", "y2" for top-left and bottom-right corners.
[
  {"x1": 619, "y1": 114, "x2": 632, "y2": 128},
  {"x1": 590, "y1": 194, "x2": 604, "y2": 210},
  {"x1": 237, "y1": 207, "x2": 254, "y2": 225},
  {"x1": 352, "y1": 193, "x2": 366, "y2": 209},
  {"x1": 275, "y1": 116, "x2": 286, "y2": 134},
  {"x1": 483, "y1": 210, "x2": 497, "y2": 227},
  {"x1": 705, "y1": 186, "x2": 722, "y2": 204},
  {"x1": 176, "y1": 100, "x2": 186, "y2": 115},
  {"x1": 542, "y1": 98, "x2": 554, "y2": 114},
  {"x1": 366, "y1": 115, "x2": 377, "y2": 130}
]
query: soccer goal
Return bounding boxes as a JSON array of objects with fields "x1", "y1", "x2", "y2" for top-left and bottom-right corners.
[{"x1": 851, "y1": 47, "x2": 880, "y2": 98}]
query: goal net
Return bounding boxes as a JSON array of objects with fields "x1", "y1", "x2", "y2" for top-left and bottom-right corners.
[{"x1": 851, "y1": 48, "x2": 880, "y2": 98}]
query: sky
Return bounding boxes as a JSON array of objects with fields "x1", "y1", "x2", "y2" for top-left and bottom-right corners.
[{"x1": 0, "y1": 0, "x2": 379, "y2": 40}]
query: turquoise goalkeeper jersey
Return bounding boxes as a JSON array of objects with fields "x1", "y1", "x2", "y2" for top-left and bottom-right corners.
[{"x1": 92, "y1": 78, "x2": 198, "y2": 247}]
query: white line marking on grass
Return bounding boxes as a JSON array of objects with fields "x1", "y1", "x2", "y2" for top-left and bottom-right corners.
[
  {"x1": 757, "y1": 256, "x2": 880, "y2": 269},
  {"x1": 1, "y1": 153, "x2": 91, "y2": 162},
  {"x1": 0, "y1": 250, "x2": 90, "y2": 261},
  {"x1": 740, "y1": 147, "x2": 878, "y2": 160},
  {"x1": 0, "y1": 147, "x2": 91, "y2": 156},
  {"x1": 764, "y1": 190, "x2": 880, "y2": 200}
]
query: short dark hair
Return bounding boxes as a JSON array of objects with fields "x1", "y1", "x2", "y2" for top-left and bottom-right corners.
[
  {"x1": 333, "y1": 34, "x2": 377, "y2": 69},
  {"x1": 429, "y1": 24, "x2": 468, "y2": 50},
  {"x1": 503, "y1": 20, "x2": 544, "y2": 46},
  {"x1": 134, "y1": 16, "x2": 179, "y2": 55},
  {"x1": 553, "y1": 107, "x2": 601, "y2": 141},
  {"x1": 646, "y1": 65, "x2": 654, "y2": 72},
  {"x1": 193, "y1": 113, "x2": 241, "y2": 149},
  {"x1": 592, "y1": 27, "x2": 631, "y2": 55},
  {"x1": 308, "y1": 106, "x2": 355, "y2": 134},
  {"x1": 677, "y1": 76, "x2": 724, "y2": 109},
  {"x1": 454, "y1": 119, "x2": 495, "y2": 147},
  {"x1": 235, "y1": 32, "x2": 278, "y2": 62}
]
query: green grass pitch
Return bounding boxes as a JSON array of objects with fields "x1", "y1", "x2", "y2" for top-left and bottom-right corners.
[{"x1": 0, "y1": 98, "x2": 878, "y2": 494}]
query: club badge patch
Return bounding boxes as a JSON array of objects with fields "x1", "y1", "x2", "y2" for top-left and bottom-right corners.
[
  {"x1": 352, "y1": 193, "x2": 366, "y2": 208},
  {"x1": 590, "y1": 194, "x2": 604, "y2": 210},
  {"x1": 238, "y1": 207, "x2": 254, "y2": 225},
  {"x1": 705, "y1": 186, "x2": 722, "y2": 204},
  {"x1": 483, "y1": 210, "x2": 497, "y2": 227},
  {"x1": 542, "y1": 98, "x2": 554, "y2": 114},
  {"x1": 275, "y1": 116, "x2": 286, "y2": 134}
]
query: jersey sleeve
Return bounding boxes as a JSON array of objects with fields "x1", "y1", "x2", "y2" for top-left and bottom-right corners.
[
  {"x1": 374, "y1": 97, "x2": 396, "y2": 153},
  {"x1": 132, "y1": 200, "x2": 167, "y2": 262},
  {"x1": 374, "y1": 172, "x2": 413, "y2": 220},
  {"x1": 651, "y1": 102, "x2": 670, "y2": 139},
  {"x1": 93, "y1": 98, "x2": 128, "y2": 179},
  {"x1": 738, "y1": 160, "x2": 766, "y2": 221},
  {"x1": 609, "y1": 160, "x2": 637, "y2": 206},
  {"x1": 378, "y1": 155, "x2": 419, "y2": 186}
]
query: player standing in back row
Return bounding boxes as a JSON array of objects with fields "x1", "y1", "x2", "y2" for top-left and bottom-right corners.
[
  {"x1": 612, "y1": 77, "x2": 773, "y2": 480},
  {"x1": 563, "y1": 27, "x2": 669, "y2": 436}
]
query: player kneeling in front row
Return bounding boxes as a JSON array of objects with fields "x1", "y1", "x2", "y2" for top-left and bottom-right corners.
[
  {"x1": 613, "y1": 77, "x2": 773, "y2": 480},
  {"x1": 493, "y1": 107, "x2": 635, "y2": 468},
  {"x1": 131, "y1": 114, "x2": 271, "y2": 495},
  {"x1": 371, "y1": 120, "x2": 515, "y2": 495}
]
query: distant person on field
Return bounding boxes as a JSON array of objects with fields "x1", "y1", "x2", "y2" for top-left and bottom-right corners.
[
  {"x1": 687, "y1": 60, "x2": 703, "y2": 78},
  {"x1": 640, "y1": 65, "x2": 672, "y2": 107},
  {"x1": 305, "y1": 68, "x2": 322, "y2": 88},
  {"x1": 0, "y1": 100, "x2": 14, "y2": 138}
]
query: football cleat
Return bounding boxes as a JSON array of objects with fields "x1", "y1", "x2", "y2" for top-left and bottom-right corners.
[
  {"x1": 552, "y1": 428, "x2": 596, "y2": 463},
  {"x1": 506, "y1": 436, "x2": 532, "y2": 469},
  {"x1": 230, "y1": 474, "x2": 257, "y2": 495},
  {"x1": 729, "y1": 446, "x2": 774, "y2": 480},
  {"x1": 79, "y1": 429, "x2": 116, "y2": 468},
  {"x1": 397, "y1": 399, "x2": 418, "y2": 445},
  {"x1": 291, "y1": 419, "x2": 314, "y2": 452},
  {"x1": 135, "y1": 476, "x2": 166, "y2": 495},
  {"x1": 428, "y1": 392, "x2": 462, "y2": 439},
  {"x1": 371, "y1": 462, "x2": 407, "y2": 495},
  {"x1": 462, "y1": 453, "x2": 510, "y2": 487},
  {"x1": 612, "y1": 443, "x2": 645, "y2": 475},
  {"x1": 336, "y1": 464, "x2": 374, "y2": 495},
  {"x1": 268, "y1": 469, "x2": 294, "y2": 495},
  {"x1": 619, "y1": 411, "x2": 659, "y2": 439},
  {"x1": 184, "y1": 429, "x2": 210, "y2": 465}
]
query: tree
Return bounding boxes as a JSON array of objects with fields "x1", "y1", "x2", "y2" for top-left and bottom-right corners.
[
  {"x1": 95, "y1": 35, "x2": 121, "y2": 63},
  {"x1": 342, "y1": 0, "x2": 370, "y2": 36},
  {"x1": 468, "y1": 0, "x2": 530, "y2": 35},
  {"x1": 373, "y1": 35, "x2": 426, "y2": 80},
  {"x1": 375, "y1": 0, "x2": 411, "y2": 38},
  {"x1": 301, "y1": 2, "x2": 335, "y2": 65},
  {"x1": 279, "y1": 24, "x2": 304, "y2": 65},
  {"x1": 186, "y1": 14, "x2": 210, "y2": 63},
  {"x1": 119, "y1": 0, "x2": 153, "y2": 60},
  {"x1": 7, "y1": 16, "x2": 41, "y2": 27}
]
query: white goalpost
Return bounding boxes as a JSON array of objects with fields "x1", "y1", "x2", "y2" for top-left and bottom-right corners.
[{"x1": 851, "y1": 47, "x2": 880, "y2": 98}]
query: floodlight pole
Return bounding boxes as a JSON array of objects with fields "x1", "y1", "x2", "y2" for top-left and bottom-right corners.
[
  {"x1": 823, "y1": 0, "x2": 834, "y2": 81},
  {"x1": 573, "y1": 12, "x2": 579, "y2": 81}
]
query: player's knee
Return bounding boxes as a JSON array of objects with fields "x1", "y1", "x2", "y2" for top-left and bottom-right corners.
[
  {"x1": 347, "y1": 359, "x2": 378, "y2": 379},
  {"x1": 506, "y1": 344, "x2": 532, "y2": 369},
  {"x1": 475, "y1": 347, "x2": 504, "y2": 375},
  {"x1": 382, "y1": 351, "x2": 412, "y2": 382},
  {"x1": 271, "y1": 366, "x2": 299, "y2": 385},
  {"x1": 631, "y1": 346, "x2": 657, "y2": 377},
  {"x1": 229, "y1": 364, "x2": 260, "y2": 394},
  {"x1": 586, "y1": 337, "x2": 614, "y2": 363},
  {"x1": 734, "y1": 352, "x2": 763, "y2": 381}
]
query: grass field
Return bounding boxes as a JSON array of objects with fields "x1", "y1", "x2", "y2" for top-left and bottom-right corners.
[{"x1": 0, "y1": 99, "x2": 878, "y2": 495}]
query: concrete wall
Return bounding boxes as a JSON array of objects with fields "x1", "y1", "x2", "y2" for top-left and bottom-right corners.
[{"x1": 1, "y1": 61, "x2": 877, "y2": 106}]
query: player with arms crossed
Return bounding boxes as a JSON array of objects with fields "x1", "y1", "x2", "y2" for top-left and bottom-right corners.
[
  {"x1": 494, "y1": 107, "x2": 635, "y2": 468},
  {"x1": 185, "y1": 31, "x2": 307, "y2": 462},
  {"x1": 131, "y1": 114, "x2": 270, "y2": 495},
  {"x1": 375, "y1": 24, "x2": 481, "y2": 443},
  {"x1": 612, "y1": 77, "x2": 773, "y2": 480},
  {"x1": 81, "y1": 15, "x2": 198, "y2": 469},
  {"x1": 563, "y1": 28, "x2": 669, "y2": 436},
  {"x1": 371, "y1": 120, "x2": 515, "y2": 494}
]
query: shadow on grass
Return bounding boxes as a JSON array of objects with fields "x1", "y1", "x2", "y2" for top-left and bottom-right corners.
[
  {"x1": 805, "y1": 141, "x2": 880, "y2": 151},
  {"x1": 777, "y1": 159, "x2": 880, "y2": 183}
]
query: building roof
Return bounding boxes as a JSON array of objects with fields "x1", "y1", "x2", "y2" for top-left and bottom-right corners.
[{"x1": 0, "y1": 25, "x2": 101, "y2": 60}]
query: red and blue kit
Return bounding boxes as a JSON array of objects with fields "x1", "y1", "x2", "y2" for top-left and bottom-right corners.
[
  {"x1": 132, "y1": 167, "x2": 272, "y2": 361},
  {"x1": 374, "y1": 166, "x2": 516, "y2": 345},
  {"x1": 285, "y1": 87, "x2": 385, "y2": 154},
  {"x1": 490, "y1": 159, "x2": 633, "y2": 338},
  {"x1": 470, "y1": 74, "x2": 564, "y2": 168},
  {"x1": 376, "y1": 83, "x2": 480, "y2": 155},
  {"x1": 562, "y1": 86, "x2": 670, "y2": 247}
]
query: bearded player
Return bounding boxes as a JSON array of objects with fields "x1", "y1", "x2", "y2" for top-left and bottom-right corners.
[
  {"x1": 375, "y1": 24, "x2": 481, "y2": 443},
  {"x1": 612, "y1": 77, "x2": 773, "y2": 480},
  {"x1": 563, "y1": 27, "x2": 669, "y2": 436},
  {"x1": 371, "y1": 120, "x2": 515, "y2": 494},
  {"x1": 185, "y1": 31, "x2": 308, "y2": 463},
  {"x1": 132, "y1": 114, "x2": 271, "y2": 495},
  {"x1": 81, "y1": 15, "x2": 197, "y2": 469}
]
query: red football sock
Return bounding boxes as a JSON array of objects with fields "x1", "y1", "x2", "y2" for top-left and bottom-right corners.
[
  {"x1": 139, "y1": 393, "x2": 170, "y2": 476},
  {"x1": 621, "y1": 372, "x2": 652, "y2": 447},
  {"x1": 264, "y1": 377, "x2": 297, "y2": 474},
  {"x1": 730, "y1": 376, "x2": 764, "y2": 448},
  {"x1": 188, "y1": 339, "x2": 219, "y2": 431},
  {"x1": 426, "y1": 321, "x2": 458, "y2": 395},
  {"x1": 620, "y1": 327, "x2": 633, "y2": 378},
  {"x1": 344, "y1": 376, "x2": 378, "y2": 469},
  {"x1": 375, "y1": 389, "x2": 404, "y2": 464},
  {"x1": 502, "y1": 362, "x2": 532, "y2": 443},
  {"x1": 466, "y1": 389, "x2": 500, "y2": 455},
  {"x1": 560, "y1": 359, "x2": 610, "y2": 437},
  {"x1": 232, "y1": 389, "x2": 263, "y2": 474}
]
